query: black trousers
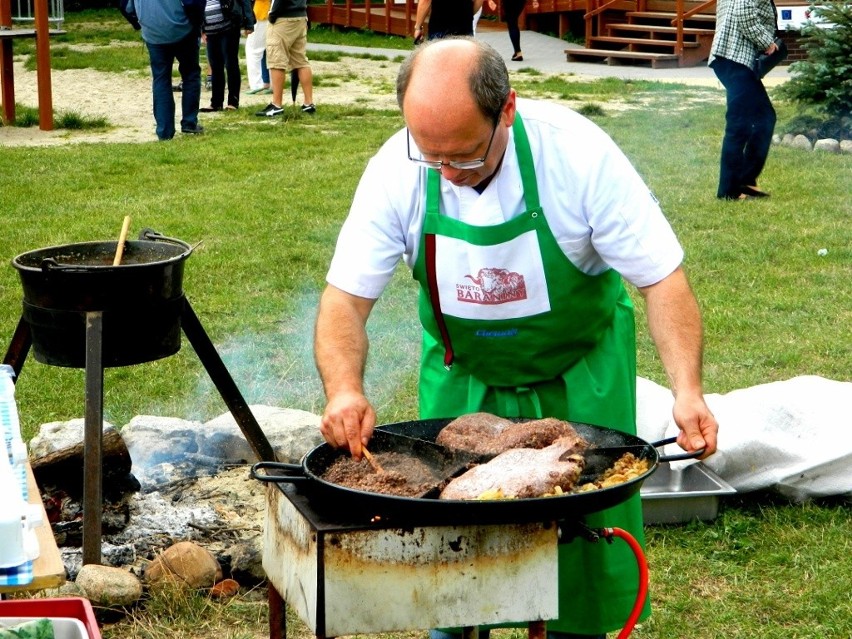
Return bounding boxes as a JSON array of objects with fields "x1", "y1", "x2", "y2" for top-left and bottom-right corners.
[
  {"x1": 711, "y1": 56, "x2": 777, "y2": 199},
  {"x1": 206, "y1": 24, "x2": 242, "y2": 109},
  {"x1": 503, "y1": 0, "x2": 526, "y2": 54}
]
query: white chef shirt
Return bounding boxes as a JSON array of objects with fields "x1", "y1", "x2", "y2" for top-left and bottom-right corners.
[{"x1": 327, "y1": 98, "x2": 684, "y2": 300}]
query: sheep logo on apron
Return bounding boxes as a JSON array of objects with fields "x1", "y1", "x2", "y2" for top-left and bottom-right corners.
[{"x1": 459, "y1": 268, "x2": 527, "y2": 304}]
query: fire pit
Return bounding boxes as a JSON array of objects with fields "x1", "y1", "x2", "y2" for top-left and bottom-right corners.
[{"x1": 4, "y1": 229, "x2": 277, "y2": 566}]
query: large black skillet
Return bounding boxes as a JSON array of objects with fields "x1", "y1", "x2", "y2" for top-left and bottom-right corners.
[{"x1": 251, "y1": 418, "x2": 701, "y2": 526}]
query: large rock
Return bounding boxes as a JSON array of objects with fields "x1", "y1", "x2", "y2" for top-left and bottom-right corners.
[
  {"x1": 201, "y1": 405, "x2": 324, "y2": 463},
  {"x1": 75, "y1": 563, "x2": 143, "y2": 607},
  {"x1": 145, "y1": 540, "x2": 222, "y2": 589},
  {"x1": 29, "y1": 419, "x2": 115, "y2": 459}
]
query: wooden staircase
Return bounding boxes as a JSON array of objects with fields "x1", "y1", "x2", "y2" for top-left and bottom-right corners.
[{"x1": 566, "y1": 2, "x2": 717, "y2": 68}]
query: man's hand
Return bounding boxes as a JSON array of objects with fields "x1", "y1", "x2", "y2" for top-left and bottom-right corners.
[
  {"x1": 319, "y1": 390, "x2": 377, "y2": 460},
  {"x1": 672, "y1": 392, "x2": 718, "y2": 459},
  {"x1": 764, "y1": 41, "x2": 778, "y2": 55}
]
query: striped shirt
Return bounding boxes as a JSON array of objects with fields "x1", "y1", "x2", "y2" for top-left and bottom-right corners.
[
  {"x1": 709, "y1": 0, "x2": 777, "y2": 68},
  {"x1": 203, "y1": 0, "x2": 232, "y2": 33}
]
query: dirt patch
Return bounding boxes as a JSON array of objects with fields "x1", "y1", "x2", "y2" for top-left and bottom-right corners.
[{"x1": 0, "y1": 55, "x2": 402, "y2": 147}]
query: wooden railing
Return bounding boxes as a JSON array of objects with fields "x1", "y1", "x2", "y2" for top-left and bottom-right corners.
[{"x1": 671, "y1": 0, "x2": 715, "y2": 54}]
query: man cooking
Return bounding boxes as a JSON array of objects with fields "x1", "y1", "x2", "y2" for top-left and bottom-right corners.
[{"x1": 314, "y1": 37, "x2": 718, "y2": 639}]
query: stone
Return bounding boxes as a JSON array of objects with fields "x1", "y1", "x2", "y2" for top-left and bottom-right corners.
[
  {"x1": 122, "y1": 415, "x2": 202, "y2": 467},
  {"x1": 201, "y1": 405, "x2": 324, "y2": 463},
  {"x1": 841, "y1": 140, "x2": 852, "y2": 154},
  {"x1": 814, "y1": 138, "x2": 840, "y2": 153},
  {"x1": 781, "y1": 133, "x2": 795, "y2": 146},
  {"x1": 791, "y1": 134, "x2": 813, "y2": 151},
  {"x1": 227, "y1": 538, "x2": 265, "y2": 584},
  {"x1": 210, "y1": 578, "x2": 240, "y2": 598},
  {"x1": 75, "y1": 563, "x2": 143, "y2": 607},
  {"x1": 28, "y1": 419, "x2": 115, "y2": 458},
  {"x1": 145, "y1": 540, "x2": 222, "y2": 589}
]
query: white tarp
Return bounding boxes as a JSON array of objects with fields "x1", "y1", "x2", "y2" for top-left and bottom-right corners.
[{"x1": 636, "y1": 375, "x2": 852, "y2": 501}]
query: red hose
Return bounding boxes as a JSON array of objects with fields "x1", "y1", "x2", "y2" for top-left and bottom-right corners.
[{"x1": 600, "y1": 527, "x2": 649, "y2": 639}]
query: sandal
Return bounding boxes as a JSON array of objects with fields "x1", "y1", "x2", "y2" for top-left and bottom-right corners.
[{"x1": 740, "y1": 184, "x2": 770, "y2": 197}]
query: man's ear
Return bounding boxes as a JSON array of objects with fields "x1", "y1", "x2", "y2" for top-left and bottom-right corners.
[{"x1": 502, "y1": 89, "x2": 518, "y2": 127}]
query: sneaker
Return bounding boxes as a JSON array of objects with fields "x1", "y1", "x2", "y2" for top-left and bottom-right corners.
[
  {"x1": 255, "y1": 103, "x2": 284, "y2": 117},
  {"x1": 181, "y1": 123, "x2": 204, "y2": 134},
  {"x1": 301, "y1": 103, "x2": 316, "y2": 114},
  {"x1": 204, "y1": 75, "x2": 212, "y2": 90},
  {"x1": 172, "y1": 81, "x2": 183, "y2": 92}
]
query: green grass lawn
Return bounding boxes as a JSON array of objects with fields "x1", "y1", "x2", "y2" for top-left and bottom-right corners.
[{"x1": 0, "y1": 9, "x2": 850, "y2": 639}]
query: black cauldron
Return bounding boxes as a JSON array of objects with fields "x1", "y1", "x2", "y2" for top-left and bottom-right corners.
[{"x1": 12, "y1": 229, "x2": 193, "y2": 368}]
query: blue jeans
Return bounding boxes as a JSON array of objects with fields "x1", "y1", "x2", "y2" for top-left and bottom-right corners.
[
  {"x1": 146, "y1": 31, "x2": 201, "y2": 140},
  {"x1": 428, "y1": 630, "x2": 605, "y2": 639},
  {"x1": 206, "y1": 25, "x2": 242, "y2": 109},
  {"x1": 710, "y1": 56, "x2": 776, "y2": 199}
]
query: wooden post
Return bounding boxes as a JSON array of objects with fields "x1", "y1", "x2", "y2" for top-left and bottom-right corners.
[
  {"x1": 34, "y1": 0, "x2": 53, "y2": 129},
  {"x1": 0, "y1": 0, "x2": 15, "y2": 124}
]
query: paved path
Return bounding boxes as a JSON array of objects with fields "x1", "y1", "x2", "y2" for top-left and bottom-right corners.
[{"x1": 308, "y1": 30, "x2": 791, "y2": 87}]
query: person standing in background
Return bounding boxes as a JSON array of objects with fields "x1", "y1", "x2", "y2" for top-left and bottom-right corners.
[
  {"x1": 256, "y1": 0, "x2": 315, "y2": 116},
  {"x1": 245, "y1": 0, "x2": 272, "y2": 94},
  {"x1": 708, "y1": 0, "x2": 779, "y2": 200},
  {"x1": 472, "y1": 0, "x2": 497, "y2": 35},
  {"x1": 413, "y1": 0, "x2": 483, "y2": 43},
  {"x1": 121, "y1": 0, "x2": 204, "y2": 139},
  {"x1": 201, "y1": 0, "x2": 255, "y2": 112},
  {"x1": 501, "y1": 0, "x2": 539, "y2": 61}
]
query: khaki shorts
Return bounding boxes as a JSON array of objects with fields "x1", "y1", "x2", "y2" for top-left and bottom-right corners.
[{"x1": 265, "y1": 17, "x2": 310, "y2": 71}]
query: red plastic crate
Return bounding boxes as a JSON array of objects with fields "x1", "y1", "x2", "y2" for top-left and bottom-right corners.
[{"x1": 0, "y1": 597, "x2": 101, "y2": 639}]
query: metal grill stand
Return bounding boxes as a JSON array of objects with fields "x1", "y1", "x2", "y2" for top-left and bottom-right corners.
[
  {"x1": 3, "y1": 299, "x2": 277, "y2": 565},
  {"x1": 262, "y1": 483, "x2": 560, "y2": 639}
]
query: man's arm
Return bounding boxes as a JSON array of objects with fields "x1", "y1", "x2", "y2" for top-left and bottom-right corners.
[
  {"x1": 314, "y1": 284, "x2": 378, "y2": 459},
  {"x1": 638, "y1": 266, "x2": 718, "y2": 457}
]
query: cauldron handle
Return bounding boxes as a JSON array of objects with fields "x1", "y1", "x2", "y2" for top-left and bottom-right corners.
[
  {"x1": 139, "y1": 228, "x2": 192, "y2": 250},
  {"x1": 39, "y1": 257, "x2": 88, "y2": 273}
]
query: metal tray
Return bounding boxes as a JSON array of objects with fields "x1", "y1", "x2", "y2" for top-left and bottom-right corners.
[{"x1": 640, "y1": 462, "x2": 736, "y2": 524}]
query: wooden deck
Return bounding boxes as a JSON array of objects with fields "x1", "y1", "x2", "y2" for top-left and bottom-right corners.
[{"x1": 306, "y1": 0, "x2": 720, "y2": 67}]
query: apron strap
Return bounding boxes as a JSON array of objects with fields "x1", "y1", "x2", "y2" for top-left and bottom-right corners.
[
  {"x1": 512, "y1": 114, "x2": 541, "y2": 212},
  {"x1": 425, "y1": 231, "x2": 455, "y2": 369}
]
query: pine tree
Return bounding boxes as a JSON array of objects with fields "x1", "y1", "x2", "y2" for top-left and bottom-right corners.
[{"x1": 779, "y1": 1, "x2": 852, "y2": 119}]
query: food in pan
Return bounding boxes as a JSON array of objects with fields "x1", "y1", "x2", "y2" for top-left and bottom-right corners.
[
  {"x1": 322, "y1": 451, "x2": 443, "y2": 497},
  {"x1": 436, "y1": 413, "x2": 589, "y2": 456},
  {"x1": 439, "y1": 436, "x2": 586, "y2": 500},
  {"x1": 575, "y1": 453, "x2": 650, "y2": 492}
]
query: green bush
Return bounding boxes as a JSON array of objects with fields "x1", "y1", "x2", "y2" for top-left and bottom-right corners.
[{"x1": 778, "y1": 1, "x2": 852, "y2": 118}]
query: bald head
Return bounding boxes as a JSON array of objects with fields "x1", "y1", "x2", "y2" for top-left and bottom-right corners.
[{"x1": 396, "y1": 37, "x2": 511, "y2": 125}]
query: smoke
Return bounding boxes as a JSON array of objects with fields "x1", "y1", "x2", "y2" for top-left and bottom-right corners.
[{"x1": 202, "y1": 273, "x2": 422, "y2": 422}]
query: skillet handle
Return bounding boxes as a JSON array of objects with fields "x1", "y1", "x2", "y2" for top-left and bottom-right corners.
[
  {"x1": 652, "y1": 436, "x2": 706, "y2": 463},
  {"x1": 250, "y1": 461, "x2": 310, "y2": 483}
]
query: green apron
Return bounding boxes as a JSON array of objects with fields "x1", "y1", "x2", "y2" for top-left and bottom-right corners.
[{"x1": 411, "y1": 114, "x2": 651, "y2": 635}]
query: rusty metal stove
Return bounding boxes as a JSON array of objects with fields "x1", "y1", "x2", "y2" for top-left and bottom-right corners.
[{"x1": 263, "y1": 483, "x2": 560, "y2": 639}]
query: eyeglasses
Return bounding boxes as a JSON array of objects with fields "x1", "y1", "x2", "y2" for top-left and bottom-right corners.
[{"x1": 406, "y1": 121, "x2": 499, "y2": 170}]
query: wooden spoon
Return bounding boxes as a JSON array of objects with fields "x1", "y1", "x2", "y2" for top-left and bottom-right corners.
[
  {"x1": 113, "y1": 215, "x2": 132, "y2": 266},
  {"x1": 361, "y1": 447, "x2": 385, "y2": 473}
]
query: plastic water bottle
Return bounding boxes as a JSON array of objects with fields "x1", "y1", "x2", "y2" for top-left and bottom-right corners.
[
  {"x1": 0, "y1": 365, "x2": 27, "y2": 500},
  {"x1": 0, "y1": 365, "x2": 36, "y2": 582}
]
